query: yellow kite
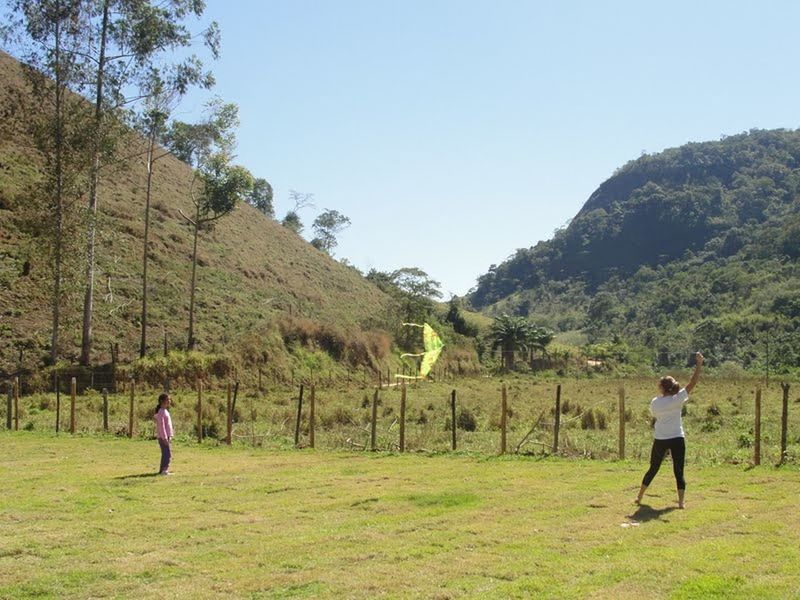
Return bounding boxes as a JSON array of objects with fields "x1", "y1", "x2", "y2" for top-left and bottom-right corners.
[{"x1": 397, "y1": 323, "x2": 444, "y2": 379}]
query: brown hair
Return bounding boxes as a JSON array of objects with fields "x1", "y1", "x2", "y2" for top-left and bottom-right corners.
[
  {"x1": 154, "y1": 392, "x2": 170, "y2": 415},
  {"x1": 659, "y1": 376, "x2": 680, "y2": 396}
]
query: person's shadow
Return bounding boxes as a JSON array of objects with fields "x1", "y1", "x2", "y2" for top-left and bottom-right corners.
[
  {"x1": 628, "y1": 503, "x2": 676, "y2": 523},
  {"x1": 114, "y1": 473, "x2": 159, "y2": 480}
]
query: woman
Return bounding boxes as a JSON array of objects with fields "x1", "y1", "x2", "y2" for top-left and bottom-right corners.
[{"x1": 635, "y1": 352, "x2": 704, "y2": 509}]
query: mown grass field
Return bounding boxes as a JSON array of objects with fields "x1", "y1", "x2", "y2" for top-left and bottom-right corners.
[{"x1": 1, "y1": 431, "x2": 799, "y2": 599}]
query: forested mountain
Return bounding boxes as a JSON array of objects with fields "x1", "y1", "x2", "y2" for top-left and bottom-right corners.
[{"x1": 470, "y1": 129, "x2": 800, "y2": 370}]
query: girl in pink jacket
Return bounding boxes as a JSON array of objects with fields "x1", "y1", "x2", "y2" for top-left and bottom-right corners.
[{"x1": 154, "y1": 393, "x2": 174, "y2": 475}]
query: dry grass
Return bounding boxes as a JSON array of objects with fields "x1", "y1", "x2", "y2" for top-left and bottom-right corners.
[{"x1": 0, "y1": 49, "x2": 395, "y2": 372}]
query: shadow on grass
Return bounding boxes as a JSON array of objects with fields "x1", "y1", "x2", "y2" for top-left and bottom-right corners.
[
  {"x1": 628, "y1": 503, "x2": 676, "y2": 523},
  {"x1": 115, "y1": 473, "x2": 160, "y2": 480}
]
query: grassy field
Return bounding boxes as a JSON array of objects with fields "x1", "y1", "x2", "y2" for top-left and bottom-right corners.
[{"x1": 1, "y1": 432, "x2": 799, "y2": 599}]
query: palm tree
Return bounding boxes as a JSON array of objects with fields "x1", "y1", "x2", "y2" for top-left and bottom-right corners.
[
  {"x1": 526, "y1": 325, "x2": 555, "y2": 366},
  {"x1": 489, "y1": 315, "x2": 533, "y2": 371}
]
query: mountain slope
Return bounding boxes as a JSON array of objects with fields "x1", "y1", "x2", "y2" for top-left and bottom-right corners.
[
  {"x1": 0, "y1": 50, "x2": 395, "y2": 372},
  {"x1": 469, "y1": 129, "x2": 800, "y2": 369}
]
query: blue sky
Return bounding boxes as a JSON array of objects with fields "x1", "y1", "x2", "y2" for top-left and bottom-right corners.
[{"x1": 22, "y1": 0, "x2": 800, "y2": 296}]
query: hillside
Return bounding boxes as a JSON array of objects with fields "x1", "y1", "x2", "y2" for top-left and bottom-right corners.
[
  {"x1": 469, "y1": 129, "x2": 800, "y2": 370},
  {"x1": 0, "y1": 50, "x2": 396, "y2": 374}
]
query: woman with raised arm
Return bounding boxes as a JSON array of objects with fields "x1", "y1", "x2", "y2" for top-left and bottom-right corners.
[{"x1": 635, "y1": 352, "x2": 704, "y2": 509}]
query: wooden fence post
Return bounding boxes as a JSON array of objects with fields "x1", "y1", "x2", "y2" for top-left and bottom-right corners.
[
  {"x1": 5, "y1": 382, "x2": 11, "y2": 430},
  {"x1": 226, "y1": 381, "x2": 232, "y2": 445},
  {"x1": 780, "y1": 382, "x2": 790, "y2": 465},
  {"x1": 754, "y1": 386, "x2": 762, "y2": 466},
  {"x1": 197, "y1": 379, "x2": 203, "y2": 443},
  {"x1": 450, "y1": 389, "x2": 457, "y2": 451},
  {"x1": 128, "y1": 378, "x2": 135, "y2": 439},
  {"x1": 618, "y1": 386, "x2": 626, "y2": 460},
  {"x1": 231, "y1": 381, "x2": 240, "y2": 424},
  {"x1": 500, "y1": 384, "x2": 508, "y2": 455},
  {"x1": 55, "y1": 376, "x2": 61, "y2": 433},
  {"x1": 70, "y1": 377, "x2": 77, "y2": 434},
  {"x1": 309, "y1": 385, "x2": 316, "y2": 449},
  {"x1": 552, "y1": 384, "x2": 561, "y2": 454},
  {"x1": 13, "y1": 377, "x2": 19, "y2": 431},
  {"x1": 102, "y1": 388, "x2": 109, "y2": 432},
  {"x1": 399, "y1": 381, "x2": 406, "y2": 453},
  {"x1": 294, "y1": 384, "x2": 305, "y2": 447},
  {"x1": 370, "y1": 389, "x2": 379, "y2": 451}
]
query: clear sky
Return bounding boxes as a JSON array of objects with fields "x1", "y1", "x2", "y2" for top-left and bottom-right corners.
[{"x1": 169, "y1": 1, "x2": 800, "y2": 296}]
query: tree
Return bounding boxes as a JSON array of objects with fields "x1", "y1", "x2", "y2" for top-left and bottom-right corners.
[
  {"x1": 2, "y1": 0, "x2": 94, "y2": 365},
  {"x1": 166, "y1": 100, "x2": 253, "y2": 350},
  {"x1": 78, "y1": 0, "x2": 220, "y2": 365},
  {"x1": 489, "y1": 314, "x2": 537, "y2": 371},
  {"x1": 247, "y1": 178, "x2": 274, "y2": 217},
  {"x1": 311, "y1": 209, "x2": 350, "y2": 254},
  {"x1": 445, "y1": 297, "x2": 478, "y2": 337},
  {"x1": 136, "y1": 63, "x2": 215, "y2": 358},
  {"x1": 281, "y1": 189, "x2": 314, "y2": 233}
]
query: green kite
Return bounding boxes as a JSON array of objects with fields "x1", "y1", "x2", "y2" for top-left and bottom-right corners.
[{"x1": 397, "y1": 322, "x2": 444, "y2": 379}]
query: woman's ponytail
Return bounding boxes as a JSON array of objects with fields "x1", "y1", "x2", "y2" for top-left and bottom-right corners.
[{"x1": 659, "y1": 376, "x2": 681, "y2": 396}]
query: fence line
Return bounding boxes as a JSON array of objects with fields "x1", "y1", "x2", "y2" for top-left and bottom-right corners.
[{"x1": 3, "y1": 379, "x2": 796, "y2": 466}]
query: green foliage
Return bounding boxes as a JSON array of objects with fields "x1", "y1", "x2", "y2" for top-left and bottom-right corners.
[
  {"x1": 471, "y1": 129, "x2": 800, "y2": 371},
  {"x1": 488, "y1": 314, "x2": 554, "y2": 371},
  {"x1": 311, "y1": 209, "x2": 350, "y2": 255}
]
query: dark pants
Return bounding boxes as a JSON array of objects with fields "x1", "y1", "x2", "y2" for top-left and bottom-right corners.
[
  {"x1": 642, "y1": 437, "x2": 686, "y2": 490},
  {"x1": 158, "y1": 438, "x2": 171, "y2": 473}
]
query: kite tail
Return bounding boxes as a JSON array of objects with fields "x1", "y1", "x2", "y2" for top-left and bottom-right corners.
[
  {"x1": 402, "y1": 322, "x2": 424, "y2": 328},
  {"x1": 400, "y1": 352, "x2": 425, "y2": 359}
]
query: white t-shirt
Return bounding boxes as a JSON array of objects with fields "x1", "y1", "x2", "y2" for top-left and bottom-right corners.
[{"x1": 650, "y1": 388, "x2": 689, "y2": 439}]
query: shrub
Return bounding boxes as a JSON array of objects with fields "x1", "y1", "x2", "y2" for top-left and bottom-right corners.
[
  {"x1": 457, "y1": 407, "x2": 478, "y2": 431},
  {"x1": 320, "y1": 406, "x2": 355, "y2": 428},
  {"x1": 581, "y1": 409, "x2": 596, "y2": 430},
  {"x1": 596, "y1": 410, "x2": 607, "y2": 430}
]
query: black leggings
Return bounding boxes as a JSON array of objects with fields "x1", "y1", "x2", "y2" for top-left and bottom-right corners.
[{"x1": 642, "y1": 437, "x2": 686, "y2": 490}]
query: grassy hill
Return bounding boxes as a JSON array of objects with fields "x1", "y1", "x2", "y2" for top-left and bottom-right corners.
[
  {"x1": 0, "y1": 50, "x2": 397, "y2": 375},
  {"x1": 469, "y1": 130, "x2": 800, "y2": 371}
]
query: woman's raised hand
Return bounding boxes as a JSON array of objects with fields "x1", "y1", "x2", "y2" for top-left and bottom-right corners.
[{"x1": 694, "y1": 352, "x2": 704, "y2": 366}]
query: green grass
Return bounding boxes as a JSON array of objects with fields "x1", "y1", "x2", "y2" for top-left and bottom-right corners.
[{"x1": 1, "y1": 432, "x2": 799, "y2": 599}]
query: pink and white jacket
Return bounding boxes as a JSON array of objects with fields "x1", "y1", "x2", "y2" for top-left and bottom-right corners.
[{"x1": 155, "y1": 408, "x2": 174, "y2": 440}]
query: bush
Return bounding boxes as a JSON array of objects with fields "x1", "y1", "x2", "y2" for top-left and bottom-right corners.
[
  {"x1": 320, "y1": 406, "x2": 355, "y2": 428},
  {"x1": 581, "y1": 409, "x2": 596, "y2": 430},
  {"x1": 457, "y1": 407, "x2": 478, "y2": 431}
]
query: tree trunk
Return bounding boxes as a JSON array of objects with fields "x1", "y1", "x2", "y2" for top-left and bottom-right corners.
[
  {"x1": 504, "y1": 342, "x2": 515, "y2": 371},
  {"x1": 50, "y1": 7, "x2": 65, "y2": 365},
  {"x1": 140, "y1": 126, "x2": 157, "y2": 358},
  {"x1": 187, "y1": 208, "x2": 200, "y2": 350},
  {"x1": 79, "y1": 0, "x2": 110, "y2": 366}
]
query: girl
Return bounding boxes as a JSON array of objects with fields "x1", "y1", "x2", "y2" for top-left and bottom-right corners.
[
  {"x1": 635, "y1": 352, "x2": 704, "y2": 509},
  {"x1": 154, "y1": 393, "x2": 174, "y2": 475}
]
